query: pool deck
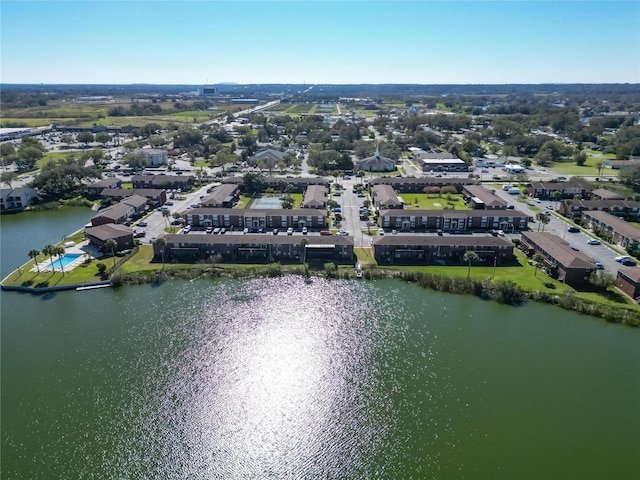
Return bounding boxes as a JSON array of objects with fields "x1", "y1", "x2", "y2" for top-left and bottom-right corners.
[{"x1": 32, "y1": 241, "x2": 96, "y2": 273}]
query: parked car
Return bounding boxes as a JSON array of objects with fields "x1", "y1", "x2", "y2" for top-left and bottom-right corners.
[
  {"x1": 243, "y1": 227, "x2": 249, "y2": 234},
  {"x1": 206, "y1": 226, "x2": 213, "y2": 234},
  {"x1": 137, "y1": 221, "x2": 148, "y2": 227},
  {"x1": 586, "y1": 239, "x2": 601, "y2": 245},
  {"x1": 164, "y1": 201, "x2": 174, "y2": 206},
  {"x1": 337, "y1": 230, "x2": 349, "y2": 236},
  {"x1": 621, "y1": 259, "x2": 637, "y2": 266},
  {"x1": 320, "y1": 230, "x2": 332, "y2": 236},
  {"x1": 378, "y1": 229, "x2": 385, "y2": 236},
  {"x1": 182, "y1": 225, "x2": 191, "y2": 234},
  {"x1": 302, "y1": 227, "x2": 308, "y2": 235},
  {"x1": 287, "y1": 227, "x2": 294, "y2": 235},
  {"x1": 213, "y1": 228, "x2": 221, "y2": 234},
  {"x1": 273, "y1": 229, "x2": 279, "y2": 235},
  {"x1": 615, "y1": 255, "x2": 631, "y2": 263},
  {"x1": 567, "y1": 226, "x2": 579, "y2": 233},
  {"x1": 220, "y1": 228, "x2": 226, "y2": 234},
  {"x1": 594, "y1": 262, "x2": 604, "y2": 269}
]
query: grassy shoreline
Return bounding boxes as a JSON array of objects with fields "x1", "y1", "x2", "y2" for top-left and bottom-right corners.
[{"x1": 3, "y1": 244, "x2": 639, "y2": 327}]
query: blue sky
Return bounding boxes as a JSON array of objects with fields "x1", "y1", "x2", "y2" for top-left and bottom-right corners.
[{"x1": 1, "y1": 1, "x2": 639, "y2": 84}]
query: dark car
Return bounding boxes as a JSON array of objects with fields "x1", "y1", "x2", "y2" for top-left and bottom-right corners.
[
  {"x1": 621, "y1": 259, "x2": 637, "y2": 266},
  {"x1": 567, "y1": 226, "x2": 579, "y2": 233}
]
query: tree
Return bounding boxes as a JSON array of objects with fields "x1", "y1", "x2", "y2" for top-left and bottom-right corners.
[
  {"x1": 463, "y1": 250, "x2": 479, "y2": 279},
  {"x1": 300, "y1": 238, "x2": 309, "y2": 264},
  {"x1": 161, "y1": 209, "x2": 171, "y2": 229},
  {"x1": 105, "y1": 239, "x2": 118, "y2": 269},
  {"x1": 551, "y1": 190, "x2": 563, "y2": 206},
  {"x1": 95, "y1": 132, "x2": 111, "y2": 146},
  {"x1": 281, "y1": 196, "x2": 294, "y2": 209},
  {"x1": 573, "y1": 150, "x2": 588, "y2": 166},
  {"x1": 96, "y1": 262, "x2": 107, "y2": 277},
  {"x1": 0, "y1": 143, "x2": 16, "y2": 158},
  {"x1": 589, "y1": 270, "x2": 615, "y2": 290},
  {"x1": 54, "y1": 245, "x2": 66, "y2": 276},
  {"x1": 532, "y1": 253, "x2": 545, "y2": 277},
  {"x1": 1, "y1": 171, "x2": 19, "y2": 188},
  {"x1": 536, "y1": 213, "x2": 550, "y2": 231},
  {"x1": 61, "y1": 134, "x2": 74, "y2": 146},
  {"x1": 77, "y1": 132, "x2": 95, "y2": 146},
  {"x1": 43, "y1": 244, "x2": 56, "y2": 270},
  {"x1": 28, "y1": 249, "x2": 41, "y2": 273}
]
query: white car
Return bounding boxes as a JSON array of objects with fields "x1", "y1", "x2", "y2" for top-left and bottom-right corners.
[
  {"x1": 615, "y1": 255, "x2": 631, "y2": 263},
  {"x1": 337, "y1": 230, "x2": 349, "y2": 236},
  {"x1": 287, "y1": 227, "x2": 294, "y2": 235},
  {"x1": 378, "y1": 229, "x2": 385, "y2": 236},
  {"x1": 302, "y1": 227, "x2": 308, "y2": 235}
]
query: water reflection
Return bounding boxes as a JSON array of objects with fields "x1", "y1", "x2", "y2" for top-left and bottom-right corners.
[{"x1": 150, "y1": 277, "x2": 391, "y2": 478}]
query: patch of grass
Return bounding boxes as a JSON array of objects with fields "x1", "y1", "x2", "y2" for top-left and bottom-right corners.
[
  {"x1": 3, "y1": 255, "x2": 106, "y2": 288},
  {"x1": 355, "y1": 247, "x2": 377, "y2": 266},
  {"x1": 235, "y1": 195, "x2": 251, "y2": 209},
  {"x1": 400, "y1": 193, "x2": 470, "y2": 210}
]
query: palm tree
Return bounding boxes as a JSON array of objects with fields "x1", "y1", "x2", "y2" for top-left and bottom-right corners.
[
  {"x1": 536, "y1": 213, "x2": 550, "y2": 232},
  {"x1": 105, "y1": 239, "x2": 118, "y2": 269},
  {"x1": 28, "y1": 249, "x2": 41, "y2": 273},
  {"x1": 161, "y1": 208, "x2": 171, "y2": 230},
  {"x1": 156, "y1": 237, "x2": 166, "y2": 271},
  {"x1": 463, "y1": 250, "x2": 479, "y2": 279},
  {"x1": 532, "y1": 253, "x2": 545, "y2": 277},
  {"x1": 300, "y1": 238, "x2": 309, "y2": 264},
  {"x1": 54, "y1": 245, "x2": 66, "y2": 276},
  {"x1": 43, "y1": 244, "x2": 56, "y2": 271}
]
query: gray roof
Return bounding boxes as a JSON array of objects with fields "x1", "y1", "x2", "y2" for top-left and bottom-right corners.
[
  {"x1": 302, "y1": 185, "x2": 328, "y2": 207},
  {"x1": 379, "y1": 209, "x2": 530, "y2": 220},
  {"x1": 591, "y1": 188, "x2": 624, "y2": 200},
  {"x1": 372, "y1": 184, "x2": 401, "y2": 206},
  {"x1": 187, "y1": 207, "x2": 325, "y2": 217},
  {"x1": 201, "y1": 184, "x2": 239, "y2": 206}
]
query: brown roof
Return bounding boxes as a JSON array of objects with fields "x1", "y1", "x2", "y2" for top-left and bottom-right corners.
[
  {"x1": 582, "y1": 210, "x2": 640, "y2": 241},
  {"x1": 591, "y1": 188, "x2": 623, "y2": 200},
  {"x1": 372, "y1": 184, "x2": 401, "y2": 206},
  {"x1": 463, "y1": 185, "x2": 508, "y2": 208},
  {"x1": 187, "y1": 207, "x2": 325, "y2": 217},
  {"x1": 302, "y1": 185, "x2": 328, "y2": 207},
  {"x1": 522, "y1": 232, "x2": 596, "y2": 269},
  {"x1": 373, "y1": 234, "x2": 513, "y2": 248},
  {"x1": 159, "y1": 233, "x2": 353, "y2": 246},
  {"x1": 617, "y1": 267, "x2": 640, "y2": 283},
  {"x1": 84, "y1": 223, "x2": 133, "y2": 241},
  {"x1": 201, "y1": 184, "x2": 239, "y2": 206}
]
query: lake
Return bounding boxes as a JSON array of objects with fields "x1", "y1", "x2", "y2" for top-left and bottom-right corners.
[{"x1": 1, "y1": 209, "x2": 639, "y2": 479}]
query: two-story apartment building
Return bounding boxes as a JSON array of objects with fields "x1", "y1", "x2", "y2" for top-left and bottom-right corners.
[
  {"x1": 581, "y1": 210, "x2": 640, "y2": 250},
  {"x1": 184, "y1": 208, "x2": 327, "y2": 230},
  {"x1": 0, "y1": 187, "x2": 39, "y2": 212},
  {"x1": 153, "y1": 234, "x2": 354, "y2": 264},
  {"x1": 520, "y1": 232, "x2": 597, "y2": 288},
  {"x1": 378, "y1": 209, "x2": 529, "y2": 232},
  {"x1": 373, "y1": 234, "x2": 515, "y2": 265}
]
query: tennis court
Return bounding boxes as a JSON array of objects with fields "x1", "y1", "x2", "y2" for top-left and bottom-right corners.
[{"x1": 250, "y1": 196, "x2": 283, "y2": 209}]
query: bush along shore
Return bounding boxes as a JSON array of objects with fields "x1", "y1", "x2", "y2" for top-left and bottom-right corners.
[{"x1": 111, "y1": 263, "x2": 640, "y2": 328}]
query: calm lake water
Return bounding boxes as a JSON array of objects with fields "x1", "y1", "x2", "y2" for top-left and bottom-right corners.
[{"x1": 1, "y1": 209, "x2": 639, "y2": 479}]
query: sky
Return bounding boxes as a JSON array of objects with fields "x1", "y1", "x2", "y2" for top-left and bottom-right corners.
[{"x1": 1, "y1": 0, "x2": 639, "y2": 85}]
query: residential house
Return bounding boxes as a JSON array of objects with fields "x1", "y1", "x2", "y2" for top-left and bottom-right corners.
[
  {"x1": 372, "y1": 184, "x2": 402, "y2": 209},
  {"x1": 200, "y1": 184, "x2": 240, "y2": 208},
  {"x1": 87, "y1": 178, "x2": 122, "y2": 196},
  {"x1": 153, "y1": 233, "x2": 354, "y2": 263},
  {"x1": 580, "y1": 210, "x2": 640, "y2": 249},
  {"x1": 559, "y1": 199, "x2": 640, "y2": 219},
  {"x1": 132, "y1": 174, "x2": 193, "y2": 190},
  {"x1": 100, "y1": 188, "x2": 167, "y2": 205},
  {"x1": 520, "y1": 232, "x2": 597, "y2": 288},
  {"x1": 83, "y1": 223, "x2": 134, "y2": 251},
  {"x1": 462, "y1": 185, "x2": 508, "y2": 210},
  {"x1": 249, "y1": 145, "x2": 288, "y2": 168},
  {"x1": 378, "y1": 209, "x2": 529, "y2": 232},
  {"x1": 590, "y1": 188, "x2": 624, "y2": 201},
  {"x1": 302, "y1": 185, "x2": 329, "y2": 209},
  {"x1": 603, "y1": 158, "x2": 640, "y2": 170},
  {"x1": 0, "y1": 187, "x2": 39, "y2": 212},
  {"x1": 90, "y1": 195, "x2": 148, "y2": 227},
  {"x1": 616, "y1": 267, "x2": 640, "y2": 301},
  {"x1": 527, "y1": 181, "x2": 592, "y2": 200}
]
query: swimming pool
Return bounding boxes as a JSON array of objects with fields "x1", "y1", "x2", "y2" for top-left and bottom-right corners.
[{"x1": 48, "y1": 253, "x2": 82, "y2": 270}]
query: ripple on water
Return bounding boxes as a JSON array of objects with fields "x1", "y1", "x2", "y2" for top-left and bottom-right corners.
[{"x1": 109, "y1": 277, "x2": 457, "y2": 479}]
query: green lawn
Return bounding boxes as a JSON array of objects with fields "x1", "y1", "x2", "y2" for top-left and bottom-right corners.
[
  {"x1": 400, "y1": 193, "x2": 470, "y2": 210},
  {"x1": 354, "y1": 247, "x2": 377, "y2": 266}
]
